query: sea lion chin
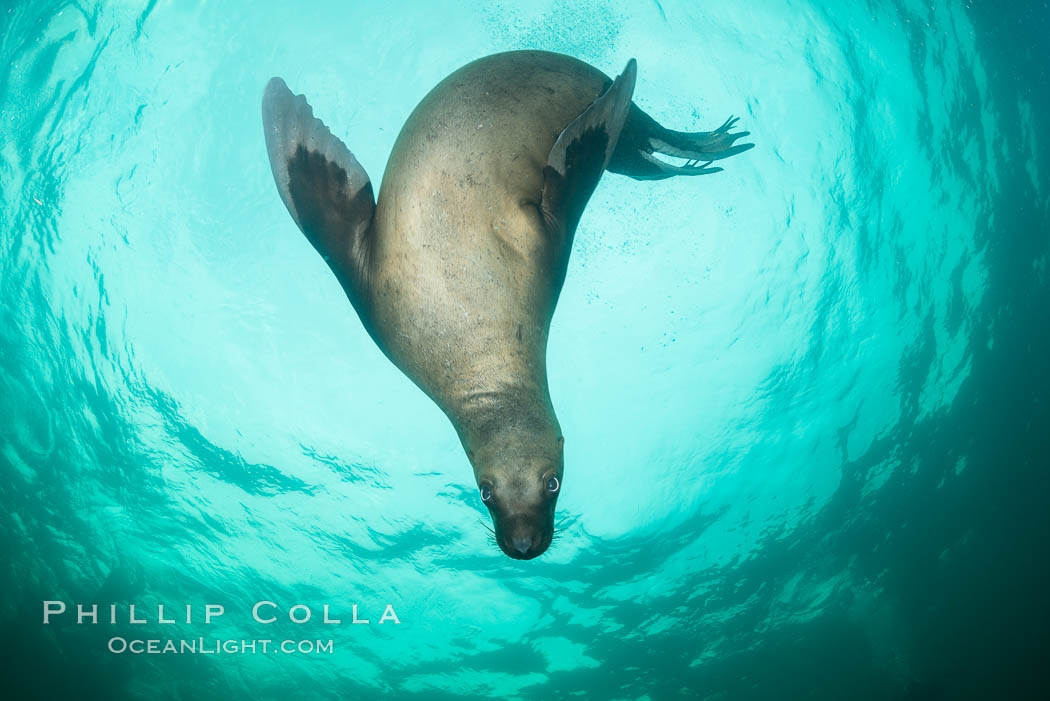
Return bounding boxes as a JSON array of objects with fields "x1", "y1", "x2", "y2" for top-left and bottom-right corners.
[{"x1": 261, "y1": 50, "x2": 752, "y2": 559}]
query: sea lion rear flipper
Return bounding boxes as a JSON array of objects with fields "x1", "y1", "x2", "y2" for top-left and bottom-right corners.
[
  {"x1": 261, "y1": 77, "x2": 375, "y2": 315},
  {"x1": 607, "y1": 106, "x2": 755, "y2": 180},
  {"x1": 540, "y1": 58, "x2": 637, "y2": 239}
]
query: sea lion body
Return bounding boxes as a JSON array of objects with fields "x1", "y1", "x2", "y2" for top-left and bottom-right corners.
[
  {"x1": 370, "y1": 53, "x2": 608, "y2": 459},
  {"x1": 262, "y1": 50, "x2": 752, "y2": 559}
]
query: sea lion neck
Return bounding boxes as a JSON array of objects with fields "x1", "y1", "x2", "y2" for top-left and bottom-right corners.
[{"x1": 449, "y1": 382, "x2": 563, "y2": 469}]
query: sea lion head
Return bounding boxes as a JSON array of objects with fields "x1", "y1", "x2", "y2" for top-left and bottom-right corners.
[{"x1": 470, "y1": 437, "x2": 564, "y2": 560}]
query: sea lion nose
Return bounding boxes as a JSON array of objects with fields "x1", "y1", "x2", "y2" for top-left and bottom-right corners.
[{"x1": 512, "y1": 536, "x2": 531, "y2": 555}]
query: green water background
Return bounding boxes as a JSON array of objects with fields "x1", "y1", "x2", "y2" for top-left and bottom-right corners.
[{"x1": 1, "y1": 0, "x2": 1048, "y2": 698}]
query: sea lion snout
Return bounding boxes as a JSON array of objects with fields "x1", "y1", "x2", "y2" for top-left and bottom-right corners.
[{"x1": 499, "y1": 514, "x2": 552, "y2": 560}]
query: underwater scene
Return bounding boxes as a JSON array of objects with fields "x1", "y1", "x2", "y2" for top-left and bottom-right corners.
[{"x1": 1, "y1": 0, "x2": 1048, "y2": 699}]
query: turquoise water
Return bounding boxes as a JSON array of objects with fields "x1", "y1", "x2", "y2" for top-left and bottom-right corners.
[{"x1": 2, "y1": 1, "x2": 1048, "y2": 699}]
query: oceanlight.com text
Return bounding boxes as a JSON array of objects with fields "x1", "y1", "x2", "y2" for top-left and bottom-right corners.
[{"x1": 107, "y1": 637, "x2": 335, "y2": 655}]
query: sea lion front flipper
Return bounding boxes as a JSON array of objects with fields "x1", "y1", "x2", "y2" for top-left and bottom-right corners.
[
  {"x1": 540, "y1": 58, "x2": 637, "y2": 241},
  {"x1": 261, "y1": 77, "x2": 375, "y2": 318}
]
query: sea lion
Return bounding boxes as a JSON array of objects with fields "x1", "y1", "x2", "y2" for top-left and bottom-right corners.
[{"x1": 262, "y1": 50, "x2": 752, "y2": 559}]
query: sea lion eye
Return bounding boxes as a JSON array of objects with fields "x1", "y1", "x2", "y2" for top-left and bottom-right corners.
[
  {"x1": 480, "y1": 485, "x2": 493, "y2": 502},
  {"x1": 546, "y1": 476, "x2": 560, "y2": 493}
]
